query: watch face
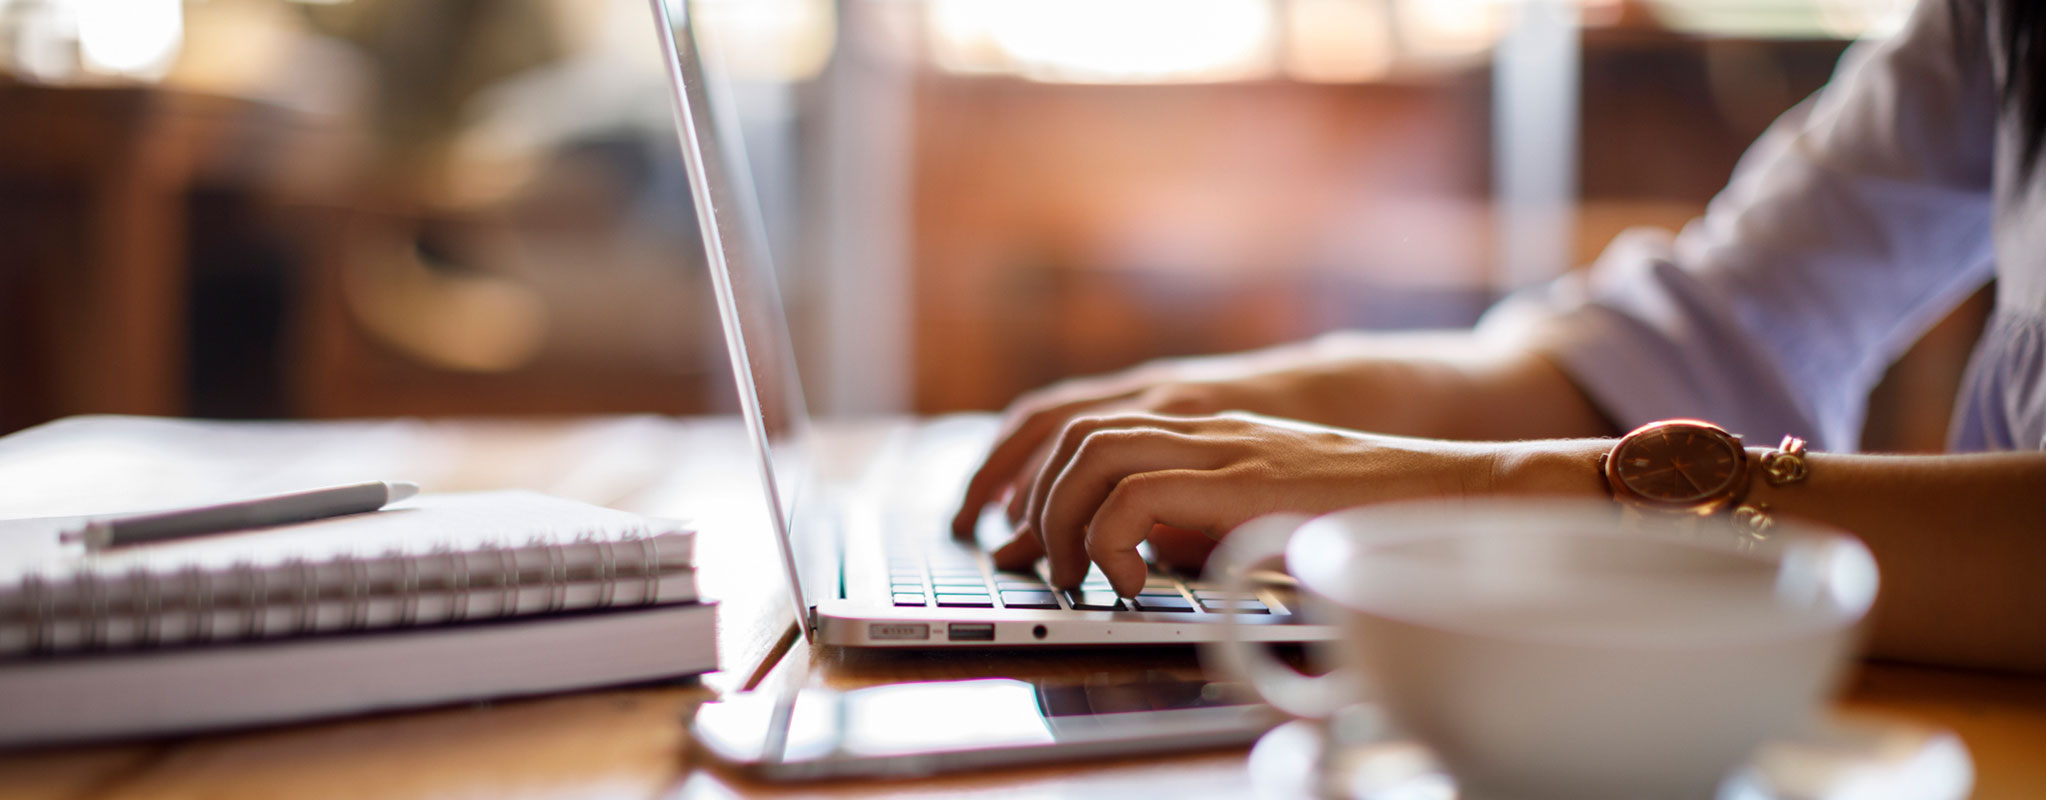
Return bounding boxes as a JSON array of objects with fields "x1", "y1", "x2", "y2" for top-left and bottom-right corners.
[{"x1": 1611, "y1": 423, "x2": 1745, "y2": 505}]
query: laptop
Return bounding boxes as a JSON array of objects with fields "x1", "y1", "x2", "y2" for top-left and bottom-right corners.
[{"x1": 648, "y1": 0, "x2": 1332, "y2": 647}]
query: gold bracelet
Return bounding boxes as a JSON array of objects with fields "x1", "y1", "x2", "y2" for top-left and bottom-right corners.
[{"x1": 1731, "y1": 435, "x2": 1810, "y2": 537}]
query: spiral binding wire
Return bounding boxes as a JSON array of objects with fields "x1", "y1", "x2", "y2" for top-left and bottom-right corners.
[{"x1": 2, "y1": 530, "x2": 693, "y2": 656}]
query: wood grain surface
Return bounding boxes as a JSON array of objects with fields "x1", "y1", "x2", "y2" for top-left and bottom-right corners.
[{"x1": 0, "y1": 416, "x2": 2039, "y2": 799}]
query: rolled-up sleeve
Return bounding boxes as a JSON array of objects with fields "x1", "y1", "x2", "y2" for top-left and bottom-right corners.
[{"x1": 1481, "y1": 0, "x2": 1998, "y2": 451}]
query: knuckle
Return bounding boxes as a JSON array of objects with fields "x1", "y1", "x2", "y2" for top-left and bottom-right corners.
[
  {"x1": 1060, "y1": 415, "x2": 1152, "y2": 454},
  {"x1": 1075, "y1": 427, "x2": 1141, "y2": 456},
  {"x1": 1104, "y1": 471, "x2": 1168, "y2": 510},
  {"x1": 1056, "y1": 414, "x2": 1106, "y2": 445},
  {"x1": 1216, "y1": 409, "x2": 1257, "y2": 423}
]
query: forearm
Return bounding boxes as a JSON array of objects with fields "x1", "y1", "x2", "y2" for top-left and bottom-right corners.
[
  {"x1": 1499, "y1": 442, "x2": 2046, "y2": 672},
  {"x1": 1750, "y1": 450, "x2": 2046, "y2": 671},
  {"x1": 1249, "y1": 331, "x2": 1619, "y2": 441}
]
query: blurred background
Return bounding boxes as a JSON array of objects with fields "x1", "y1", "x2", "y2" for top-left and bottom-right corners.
[{"x1": 0, "y1": 0, "x2": 1979, "y2": 451}]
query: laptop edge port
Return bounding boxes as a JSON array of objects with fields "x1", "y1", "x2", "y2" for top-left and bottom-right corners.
[{"x1": 947, "y1": 623, "x2": 996, "y2": 642}]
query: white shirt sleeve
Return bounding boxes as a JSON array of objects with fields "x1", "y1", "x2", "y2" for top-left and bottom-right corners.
[{"x1": 1481, "y1": 0, "x2": 1998, "y2": 451}]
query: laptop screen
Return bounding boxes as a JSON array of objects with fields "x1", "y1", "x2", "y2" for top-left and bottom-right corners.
[{"x1": 648, "y1": 0, "x2": 830, "y2": 628}]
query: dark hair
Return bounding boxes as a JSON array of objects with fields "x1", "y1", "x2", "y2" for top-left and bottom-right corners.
[{"x1": 2001, "y1": 0, "x2": 2046, "y2": 174}]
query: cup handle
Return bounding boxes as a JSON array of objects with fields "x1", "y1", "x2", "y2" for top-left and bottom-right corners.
[{"x1": 1200, "y1": 513, "x2": 1369, "y2": 720}]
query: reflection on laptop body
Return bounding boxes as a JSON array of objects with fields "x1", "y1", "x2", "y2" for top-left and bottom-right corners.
[{"x1": 648, "y1": 0, "x2": 1331, "y2": 647}]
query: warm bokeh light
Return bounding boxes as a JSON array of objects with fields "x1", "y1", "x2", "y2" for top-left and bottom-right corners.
[
  {"x1": 687, "y1": 0, "x2": 837, "y2": 82},
  {"x1": 930, "y1": 0, "x2": 1277, "y2": 84},
  {"x1": 1283, "y1": 0, "x2": 1395, "y2": 83},
  {"x1": 77, "y1": 0, "x2": 182, "y2": 79},
  {"x1": 1400, "y1": 0, "x2": 1512, "y2": 63}
]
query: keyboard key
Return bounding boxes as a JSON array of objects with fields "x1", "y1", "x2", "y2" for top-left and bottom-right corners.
[
  {"x1": 994, "y1": 579, "x2": 1047, "y2": 590},
  {"x1": 1062, "y1": 589, "x2": 1127, "y2": 611},
  {"x1": 892, "y1": 593, "x2": 928, "y2": 607},
  {"x1": 936, "y1": 594, "x2": 994, "y2": 608},
  {"x1": 1193, "y1": 589, "x2": 1251, "y2": 601},
  {"x1": 999, "y1": 591, "x2": 1061, "y2": 609},
  {"x1": 1132, "y1": 595, "x2": 1197, "y2": 612},
  {"x1": 1137, "y1": 589, "x2": 1184, "y2": 598},
  {"x1": 1200, "y1": 599, "x2": 1270, "y2": 614},
  {"x1": 891, "y1": 583, "x2": 926, "y2": 594},
  {"x1": 931, "y1": 575, "x2": 986, "y2": 586}
]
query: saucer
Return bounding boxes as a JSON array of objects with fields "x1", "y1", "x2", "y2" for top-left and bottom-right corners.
[{"x1": 1246, "y1": 711, "x2": 1972, "y2": 800}]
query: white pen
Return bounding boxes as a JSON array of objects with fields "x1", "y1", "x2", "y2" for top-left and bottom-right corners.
[{"x1": 62, "y1": 481, "x2": 421, "y2": 550}]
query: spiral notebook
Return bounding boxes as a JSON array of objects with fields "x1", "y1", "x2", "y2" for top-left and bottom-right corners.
[
  {"x1": 0, "y1": 490, "x2": 714, "y2": 745},
  {"x1": 0, "y1": 490, "x2": 698, "y2": 656}
]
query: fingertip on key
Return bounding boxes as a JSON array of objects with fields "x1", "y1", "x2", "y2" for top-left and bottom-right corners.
[
  {"x1": 991, "y1": 529, "x2": 1038, "y2": 571},
  {"x1": 1104, "y1": 570, "x2": 1145, "y2": 600}
]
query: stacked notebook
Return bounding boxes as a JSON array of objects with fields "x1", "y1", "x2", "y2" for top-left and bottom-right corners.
[{"x1": 0, "y1": 491, "x2": 715, "y2": 746}]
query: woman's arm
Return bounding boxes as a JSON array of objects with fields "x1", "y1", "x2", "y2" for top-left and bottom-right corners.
[
  {"x1": 1501, "y1": 442, "x2": 2046, "y2": 671},
  {"x1": 996, "y1": 412, "x2": 2046, "y2": 673},
  {"x1": 1748, "y1": 450, "x2": 2046, "y2": 670},
  {"x1": 951, "y1": 333, "x2": 1617, "y2": 536}
]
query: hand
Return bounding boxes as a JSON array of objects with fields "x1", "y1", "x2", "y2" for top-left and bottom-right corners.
[
  {"x1": 988, "y1": 411, "x2": 1509, "y2": 596},
  {"x1": 950, "y1": 359, "x2": 1289, "y2": 539},
  {"x1": 949, "y1": 332, "x2": 1612, "y2": 543}
]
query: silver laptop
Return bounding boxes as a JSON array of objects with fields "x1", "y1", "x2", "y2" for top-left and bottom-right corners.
[{"x1": 649, "y1": 0, "x2": 1331, "y2": 647}]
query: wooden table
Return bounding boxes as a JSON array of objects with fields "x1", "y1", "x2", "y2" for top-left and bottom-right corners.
[{"x1": 0, "y1": 415, "x2": 2041, "y2": 799}]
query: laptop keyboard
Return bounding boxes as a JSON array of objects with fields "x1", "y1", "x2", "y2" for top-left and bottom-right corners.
[{"x1": 883, "y1": 537, "x2": 1272, "y2": 615}]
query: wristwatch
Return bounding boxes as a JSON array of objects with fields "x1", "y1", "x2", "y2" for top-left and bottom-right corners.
[
  {"x1": 1600, "y1": 419, "x2": 1752, "y2": 517},
  {"x1": 1600, "y1": 419, "x2": 1813, "y2": 534}
]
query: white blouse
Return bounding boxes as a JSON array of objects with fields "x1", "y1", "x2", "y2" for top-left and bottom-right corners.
[{"x1": 1484, "y1": 0, "x2": 2044, "y2": 453}]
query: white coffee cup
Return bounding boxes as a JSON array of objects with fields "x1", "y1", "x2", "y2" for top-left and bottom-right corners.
[{"x1": 1203, "y1": 499, "x2": 1878, "y2": 800}]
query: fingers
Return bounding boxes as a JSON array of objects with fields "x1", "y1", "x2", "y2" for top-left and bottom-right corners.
[
  {"x1": 1003, "y1": 438, "x2": 1057, "y2": 525},
  {"x1": 1015, "y1": 415, "x2": 1198, "y2": 570},
  {"x1": 952, "y1": 406, "x2": 1070, "y2": 538},
  {"x1": 950, "y1": 373, "x2": 1220, "y2": 539},
  {"x1": 990, "y1": 527, "x2": 1046, "y2": 572},
  {"x1": 1004, "y1": 386, "x2": 1200, "y2": 526},
  {"x1": 1034, "y1": 425, "x2": 1228, "y2": 588},
  {"x1": 1145, "y1": 524, "x2": 1218, "y2": 573},
  {"x1": 951, "y1": 389, "x2": 1129, "y2": 538},
  {"x1": 1084, "y1": 470, "x2": 1252, "y2": 597}
]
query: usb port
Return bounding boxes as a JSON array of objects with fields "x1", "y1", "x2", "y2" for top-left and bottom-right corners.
[{"x1": 947, "y1": 623, "x2": 996, "y2": 642}]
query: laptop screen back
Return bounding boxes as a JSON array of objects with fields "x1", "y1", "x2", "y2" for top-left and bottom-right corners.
[{"x1": 648, "y1": 0, "x2": 831, "y2": 630}]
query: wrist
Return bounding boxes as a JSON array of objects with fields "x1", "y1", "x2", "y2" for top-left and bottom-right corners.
[{"x1": 1488, "y1": 439, "x2": 1612, "y2": 498}]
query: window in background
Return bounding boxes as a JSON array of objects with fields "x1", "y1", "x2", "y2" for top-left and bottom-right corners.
[
  {"x1": 1649, "y1": 0, "x2": 1912, "y2": 39},
  {"x1": 897, "y1": 0, "x2": 1917, "y2": 415},
  {"x1": 915, "y1": 0, "x2": 1905, "y2": 86}
]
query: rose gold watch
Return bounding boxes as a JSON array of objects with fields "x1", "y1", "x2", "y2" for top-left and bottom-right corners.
[{"x1": 1599, "y1": 419, "x2": 1751, "y2": 517}]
